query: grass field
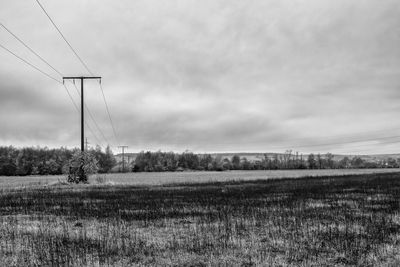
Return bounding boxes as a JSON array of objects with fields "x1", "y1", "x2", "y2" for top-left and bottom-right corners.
[
  {"x1": 1, "y1": 168, "x2": 399, "y2": 188},
  {"x1": 1, "y1": 171, "x2": 400, "y2": 266}
]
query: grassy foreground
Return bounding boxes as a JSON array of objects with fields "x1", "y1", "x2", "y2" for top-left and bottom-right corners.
[{"x1": 1, "y1": 173, "x2": 400, "y2": 266}]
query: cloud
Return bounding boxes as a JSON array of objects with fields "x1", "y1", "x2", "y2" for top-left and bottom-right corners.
[{"x1": 0, "y1": 0, "x2": 400, "y2": 154}]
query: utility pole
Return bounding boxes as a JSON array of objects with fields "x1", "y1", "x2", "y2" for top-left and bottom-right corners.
[
  {"x1": 85, "y1": 138, "x2": 90, "y2": 151},
  {"x1": 118, "y1": 145, "x2": 128, "y2": 172},
  {"x1": 63, "y1": 76, "x2": 101, "y2": 152}
]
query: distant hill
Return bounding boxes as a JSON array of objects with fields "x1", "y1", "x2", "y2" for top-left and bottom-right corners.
[
  {"x1": 115, "y1": 152, "x2": 400, "y2": 163},
  {"x1": 333, "y1": 154, "x2": 400, "y2": 162}
]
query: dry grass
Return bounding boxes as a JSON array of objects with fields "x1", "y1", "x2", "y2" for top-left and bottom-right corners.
[
  {"x1": 1, "y1": 172, "x2": 400, "y2": 266},
  {"x1": 1, "y1": 168, "x2": 399, "y2": 188}
]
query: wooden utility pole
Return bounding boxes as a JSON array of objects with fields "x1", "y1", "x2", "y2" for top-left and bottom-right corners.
[
  {"x1": 85, "y1": 138, "x2": 90, "y2": 151},
  {"x1": 127, "y1": 155, "x2": 131, "y2": 168},
  {"x1": 118, "y1": 145, "x2": 128, "y2": 172},
  {"x1": 62, "y1": 76, "x2": 101, "y2": 151}
]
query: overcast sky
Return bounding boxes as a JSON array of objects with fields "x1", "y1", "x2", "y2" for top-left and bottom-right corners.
[{"x1": 1, "y1": 0, "x2": 400, "y2": 154}]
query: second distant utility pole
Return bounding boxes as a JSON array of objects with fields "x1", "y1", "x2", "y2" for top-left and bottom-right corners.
[
  {"x1": 85, "y1": 138, "x2": 90, "y2": 151},
  {"x1": 63, "y1": 76, "x2": 101, "y2": 151},
  {"x1": 118, "y1": 145, "x2": 128, "y2": 172}
]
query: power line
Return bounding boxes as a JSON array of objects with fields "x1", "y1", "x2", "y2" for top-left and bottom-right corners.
[
  {"x1": 61, "y1": 84, "x2": 103, "y2": 148},
  {"x1": 1, "y1": 23, "x2": 109, "y2": 147},
  {"x1": 0, "y1": 23, "x2": 63, "y2": 77},
  {"x1": 33, "y1": 0, "x2": 119, "y2": 146},
  {"x1": 63, "y1": 83, "x2": 104, "y2": 148},
  {"x1": 0, "y1": 25, "x2": 109, "y2": 148},
  {"x1": 62, "y1": 83, "x2": 79, "y2": 109},
  {"x1": 280, "y1": 140, "x2": 397, "y2": 154},
  {"x1": 0, "y1": 37, "x2": 72, "y2": 109},
  {"x1": 281, "y1": 127, "x2": 400, "y2": 146},
  {"x1": 266, "y1": 134, "x2": 400, "y2": 150},
  {"x1": 150, "y1": 133, "x2": 400, "y2": 154},
  {"x1": 68, "y1": 82, "x2": 111, "y2": 146},
  {"x1": 199, "y1": 127, "x2": 400, "y2": 148},
  {"x1": 151, "y1": 134, "x2": 400, "y2": 149},
  {"x1": 328, "y1": 143, "x2": 395, "y2": 155},
  {"x1": 0, "y1": 42, "x2": 62, "y2": 83},
  {"x1": 6, "y1": 4, "x2": 398, "y2": 154},
  {"x1": 99, "y1": 82, "x2": 120, "y2": 146},
  {"x1": 34, "y1": 0, "x2": 93, "y2": 75},
  {"x1": 63, "y1": 76, "x2": 102, "y2": 152},
  {"x1": 341, "y1": 138, "x2": 400, "y2": 149},
  {"x1": 0, "y1": 40, "x2": 104, "y2": 148},
  {"x1": 64, "y1": 81, "x2": 105, "y2": 149}
]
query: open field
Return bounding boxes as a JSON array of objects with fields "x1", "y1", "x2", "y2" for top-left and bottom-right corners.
[
  {"x1": 1, "y1": 168, "x2": 400, "y2": 188},
  {"x1": 1, "y1": 171, "x2": 400, "y2": 266}
]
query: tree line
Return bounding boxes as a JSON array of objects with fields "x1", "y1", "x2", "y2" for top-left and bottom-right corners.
[
  {"x1": 131, "y1": 150, "x2": 400, "y2": 172},
  {"x1": 1, "y1": 146, "x2": 398, "y2": 176},
  {"x1": 0, "y1": 146, "x2": 116, "y2": 176}
]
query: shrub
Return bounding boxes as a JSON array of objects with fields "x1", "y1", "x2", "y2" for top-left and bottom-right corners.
[{"x1": 67, "y1": 151, "x2": 99, "y2": 183}]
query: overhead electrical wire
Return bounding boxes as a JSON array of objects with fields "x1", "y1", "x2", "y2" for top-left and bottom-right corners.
[
  {"x1": 0, "y1": 42, "x2": 62, "y2": 83},
  {"x1": 6, "y1": 1, "x2": 398, "y2": 154},
  {"x1": 4, "y1": 33, "x2": 398, "y2": 154},
  {"x1": 34, "y1": 0, "x2": 93, "y2": 75},
  {"x1": 264, "y1": 127, "x2": 400, "y2": 145},
  {"x1": 68, "y1": 82, "x2": 109, "y2": 148},
  {"x1": 285, "y1": 140, "x2": 400, "y2": 155},
  {"x1": 0, "y1": 23, "x2": 63, "y2": 77},
  {"x1": 265, "y1": 134, "x2": 400, "y2": 150},
  {"x1": 286, "y1": 138, "x2": 400, "y2": 154},
  {"x1": 63, "y1": 83, "x2": 104, "y2": 148},
  {"x1": 160, "y1": 132, "x2": 400, "y2": 154},
  {"x1": 34, "y1": 0, "x2": 120, "y2": 147},
  {"x1": 258, "y1": 136, "x2": 400, "y2": 153},
  {"x1": 163, "y1": 134, "x2": 400, "y2": 149},
  {"x1": 0, "y1": 23, "x2": 110, "y2": 148},
  {"x1": 69, "y1": 82, "x2": 110, "y2": 145},
  {"x1": 99, "y1": 82, "x2": 120, "y2": 146},
  {"x1": 189, "y1": 126, "x2": 400, "y2": 149},
  {"x1": 0, "y1": 39, "x2": 76, "y2": 111},
  {"x1": 0, "y1": 41, "x2": 105, "y2": 149}
]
